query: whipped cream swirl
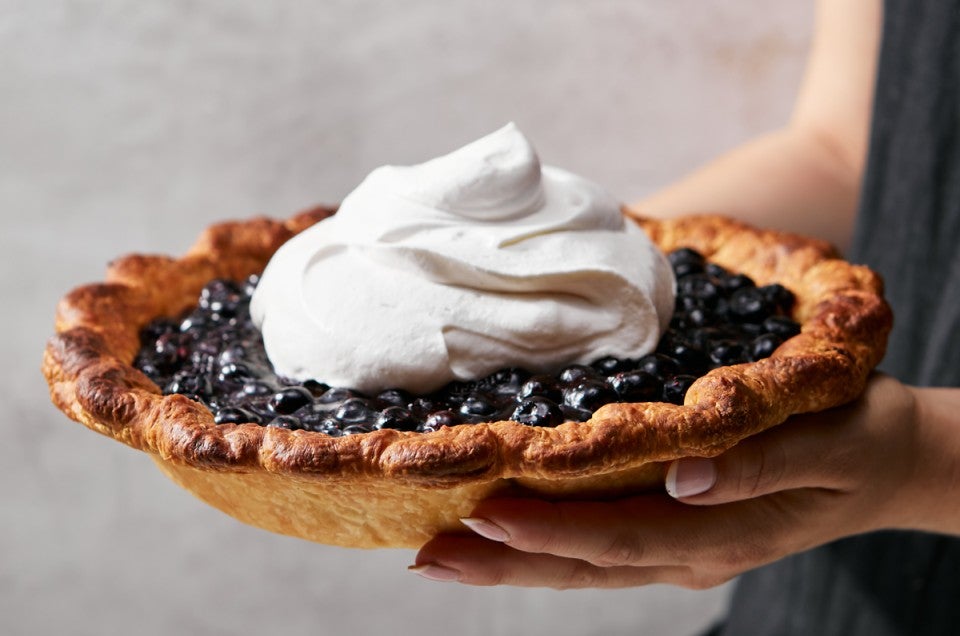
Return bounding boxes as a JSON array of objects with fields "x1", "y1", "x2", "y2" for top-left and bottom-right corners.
[{"x1": 251, "y1": 124, "x2": 676, "y2": 393}]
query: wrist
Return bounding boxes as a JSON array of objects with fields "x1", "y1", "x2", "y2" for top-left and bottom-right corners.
[{"x1": 889, "y1": 386, "x2": 960, "y2": 535}]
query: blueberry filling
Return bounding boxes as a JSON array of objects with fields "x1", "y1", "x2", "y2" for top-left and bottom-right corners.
[{"x1": 133, "y1": 249, "x2": 800, "y2": 434}]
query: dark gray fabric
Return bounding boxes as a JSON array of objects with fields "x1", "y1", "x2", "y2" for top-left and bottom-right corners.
[
  {"x1": 715, "y1": 0, "x2": 960, "y2": 634},
  {"x1": 853, "y1": 0, "x2": 960, "y2": 387}
]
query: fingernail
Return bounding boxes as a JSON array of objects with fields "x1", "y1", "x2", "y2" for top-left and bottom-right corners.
[
  {"x1": 409, "y1": 563, "x2": 462, "y2": 582},
  {"x1": 460, "y1": 517, "x2": 511, "y2": 542},
  {"x1": 665, "y1": 457, "x2": 717, "y2": 498}
]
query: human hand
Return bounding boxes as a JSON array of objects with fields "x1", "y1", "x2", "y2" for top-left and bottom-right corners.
[{"x1": 412, "y1": 375, "x2": 943, "y2": 589}]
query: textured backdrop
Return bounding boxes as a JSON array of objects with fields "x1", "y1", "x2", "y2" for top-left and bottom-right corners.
[{"x1": 2, "y1": 2, "x2": 810, "y2": 635}]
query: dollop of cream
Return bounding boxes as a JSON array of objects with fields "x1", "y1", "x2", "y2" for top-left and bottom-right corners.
[{"x1": 250, "y1": 123, "x2": 675, "y2": 393}]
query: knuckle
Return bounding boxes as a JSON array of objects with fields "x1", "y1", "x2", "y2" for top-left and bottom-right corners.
[
  {"x1": 526, "y1": 525, "x2": 566, "y2": 556},
  {"x1": 553, "y1": 561, "x2": 607, "y2": 590},
  {"x1": 710, "y1": 534, "x2": 779, "y2": 573},
  {"x1": 475, "y1": 566, "x2": 508, "y2": 587},
  {"x1": 729, "y1": 438, "x2": 787, "y2": 499},
  {"x1": 519, "y1": 502, "x2": 569, "y2": 555},
  {"x1": 590, "y1": 532, "x2": 645, "y2": 567}
]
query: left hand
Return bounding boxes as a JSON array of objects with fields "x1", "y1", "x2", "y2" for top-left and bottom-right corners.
[{"x1": 411, "y1": 374, "x2": 937, "y2": 589}]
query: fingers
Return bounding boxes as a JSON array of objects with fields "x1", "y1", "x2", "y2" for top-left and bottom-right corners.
[
  {"x1": 412, "y1": 534, "x2": 701, "y2": 589},
  {"x1": 411, "y1": 494, "x2": 820, "y2": 588},
  {"x1": 671, "y1": 373, "x2": 918, "y2": 506},
  {"x1": 438, "y1": 495, "x2": 800, "y2": 571},
  {"x1": 458, "y1": 496, "x2": 678, "y2": 568},
  {"x1": 410, "y1": 375, "x2": 918, "y2": 589},
  {"x1": 665, "y1": 409, "x2": 859, "y2": 505}
]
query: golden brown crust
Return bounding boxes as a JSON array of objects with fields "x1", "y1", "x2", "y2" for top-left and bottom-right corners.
[{"x1": 42, "y1": 206, "x2": 893, "y2": 547}]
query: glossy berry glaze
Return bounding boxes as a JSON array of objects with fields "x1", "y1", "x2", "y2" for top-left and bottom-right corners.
[{"x1": 133, "y1": 248, "x2": 800, "y2": 435}]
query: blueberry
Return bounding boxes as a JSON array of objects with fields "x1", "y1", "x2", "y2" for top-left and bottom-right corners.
[
  {"x1": 341, "y1": 424, "x2": 374, "y2": 435},
  {"x1": 761, "y1": 283, "x2": 795, "y2": 313},
  {"x1": 318, "y1": 422, "x2": 344, "y2": 437},
  {"x1": 137, "y1": 360, "x2": 163, "y2": 382},
  {"x1": 377, "y1": 388, "x2": 413, "y2": 408},
  {"x1": 375, "y1": 406, "x2": 419, "y2": 431},
  {"x1": 610, "y1": 371, "x2": 661, "y2": 402},
  {"x1": 673, "y1": 261, "x2": 704, "y2": 278},
  {"x1": 179, "y1": 312, "x2": 210, "y2": 332},
  {"x1": 317, "y1": 386, "x2": 358, "y2": 404},
  {"x1": 267, "y1": 415, "x2": 302, "y2": 430},
  {"x1": 216, "y1": 343, "x2": 245, "y2": 366},
  {"x1": 154, "y1": 333, "x2": 188, "y2": 369},
  {"x1": 187, "y1": 355, "x2": 214, "y2": 374},
  {"x1": 563, "y1": 380, "x2": 618, "y2": 412},
  {"x1": 709, "y1": 340, "x2": 747, "y2": 367},
  {"x1": 140, "y1": 318, "x2": 177, "y2": 345},
  {"x1": 591, "y1": 355, "x2": 630, "y2": 376},
  {"x1": 217, "y1": 362, "x2": 257, "y2": 383},
  {"x1": 750, "y1": 333, "x2": 783, "y2": 361},
  {"x1": 299, "y1": 414, "x2": 342, "y2": 436},
  {"x1": 200, "y1": 279, "x2": 241, "y2": 307},
  {"x1": 637, "y1": 353, "x2": 681, "y2": 379},
  {"x1": 243, "y1": 274, "x2": 260, "y2": 297},
  {"x1": 663, "y1": 375, "x2": 697, "y2": 405},
  {"x1": 334, "y1": 398, "x2": 376, "y2": 424},
  {"x1": 561, "y1": 405, "x2": 594, "y2": 422},
  {"x1": 721, "y1": 273, "x2": 755, "y2": 292},
  {"x1": 559, "y1": 364, "x2": 600, "y2": 386},
  {"x1": 459, "y1": 394, "x2": 501, "y2": 419},
  {"x1": 214, "y1": 406, "x2": 260, "y2": 425},
  {"x1": 686, "y1": 307, "x2": 712, "y2": 328},
  {"x1": 297, "y1": 411, "x2": 329, "y2": 432},
  {"x1": 422, "y1": 410, "x2": 462, "y2": 431},
  {"x1": 518, "y1": 375, "x2": 564, "y2": 404},
  {"x1": 241, "y1": 401, "x2": 271, "y2": 419},
  {"x1": 478, "y1": 367, "x2": 531, "y2": 396},
  {"x1": 678, "y1": 274, "x2": 721, "y2": 309},
  {"x1": 713, "y1": 298, "x2": 731, "y2": 320},
  {"x1": 437, "y1": 381, "x2": 476, "y2": 406},
  {"x1": 668, "y1": 248, "x2": 706, "y2": 277},
  {"x1": 705, "y1": 262, "x2": 730, "y2": 278},
  {"x1": 688, "y1": 326, "x2": 733, "y2": 350},
  {"x1": 665, "y1": 342, "x2": 710, "y2": 376},
  {"x1": 410, "y1": 396, "x2": 446, "y2": 417},
  {"x1": 739, "y1": 321, "x2": 765, "y2": 338},
  {"x1": 511, "y1": 397, "x2": 564, "y2": 427},
  {"x1": 268, "y1": 386, "x2": 313, "y2": 414},
  {"x1": 670, "y1": 311, "x2": 691, "y2": 331},
  {"x1": 166, "y1": 372, "x2": 212, "y2": 397},
  {"x1": 242, "y1": 380, "x2": 276, "y2": 396},
  {"x1": 728, "y1": 287, "x2": 774, "y2": 323},
  {"x1": 763, "y1": 315, "x2": 801, "y2": 339}
]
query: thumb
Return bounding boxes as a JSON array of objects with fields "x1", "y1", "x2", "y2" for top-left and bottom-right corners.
[{"x1": 664, "y1": 414, "x2": 845, "y2": 504}]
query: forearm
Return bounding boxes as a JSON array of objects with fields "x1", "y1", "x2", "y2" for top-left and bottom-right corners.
[
  {"x1": 632, "y1": 125, "x2": 861, "y2": 251},
  {"x1": 632, "y1": 0, "x2": 881, "y2": 253}
]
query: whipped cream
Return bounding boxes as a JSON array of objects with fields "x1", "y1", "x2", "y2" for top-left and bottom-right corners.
[{"x1": 250, "y1": 123, "x2": 676, "y2": 394}]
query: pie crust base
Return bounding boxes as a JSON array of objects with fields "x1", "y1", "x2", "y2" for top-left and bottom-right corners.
[{"x1": 43, "y1": 206, "x2": 892, "y2": 548}]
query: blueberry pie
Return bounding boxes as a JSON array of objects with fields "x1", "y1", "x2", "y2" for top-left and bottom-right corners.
[
  {"x1": 42, "y1": 205, "x2": 891, "y2": 548},
  {"x1": 42, "y1": 127, "x2": 891, "y2": 548}
]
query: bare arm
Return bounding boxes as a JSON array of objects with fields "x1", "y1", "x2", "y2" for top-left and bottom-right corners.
[
  {"x1": 633, "y1": 0, "x2": 882, "y2": 251},
  {"x1": 409, "y1": 0, "x2": 960, "y2": 589}
]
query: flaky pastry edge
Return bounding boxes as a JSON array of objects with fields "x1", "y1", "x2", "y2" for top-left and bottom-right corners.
[{"x1": 42, "y1": 206, "x2": 892, "y2": 489}]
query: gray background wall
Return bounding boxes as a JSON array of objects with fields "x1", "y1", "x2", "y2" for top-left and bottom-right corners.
[{"x1": 2, "y1": 2, "x2": 811, "y2": 635}]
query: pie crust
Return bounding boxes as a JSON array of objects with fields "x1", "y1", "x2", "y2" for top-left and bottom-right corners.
[{"x1": 42, "y1": 206, "x2": 892, "y2": 548}]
